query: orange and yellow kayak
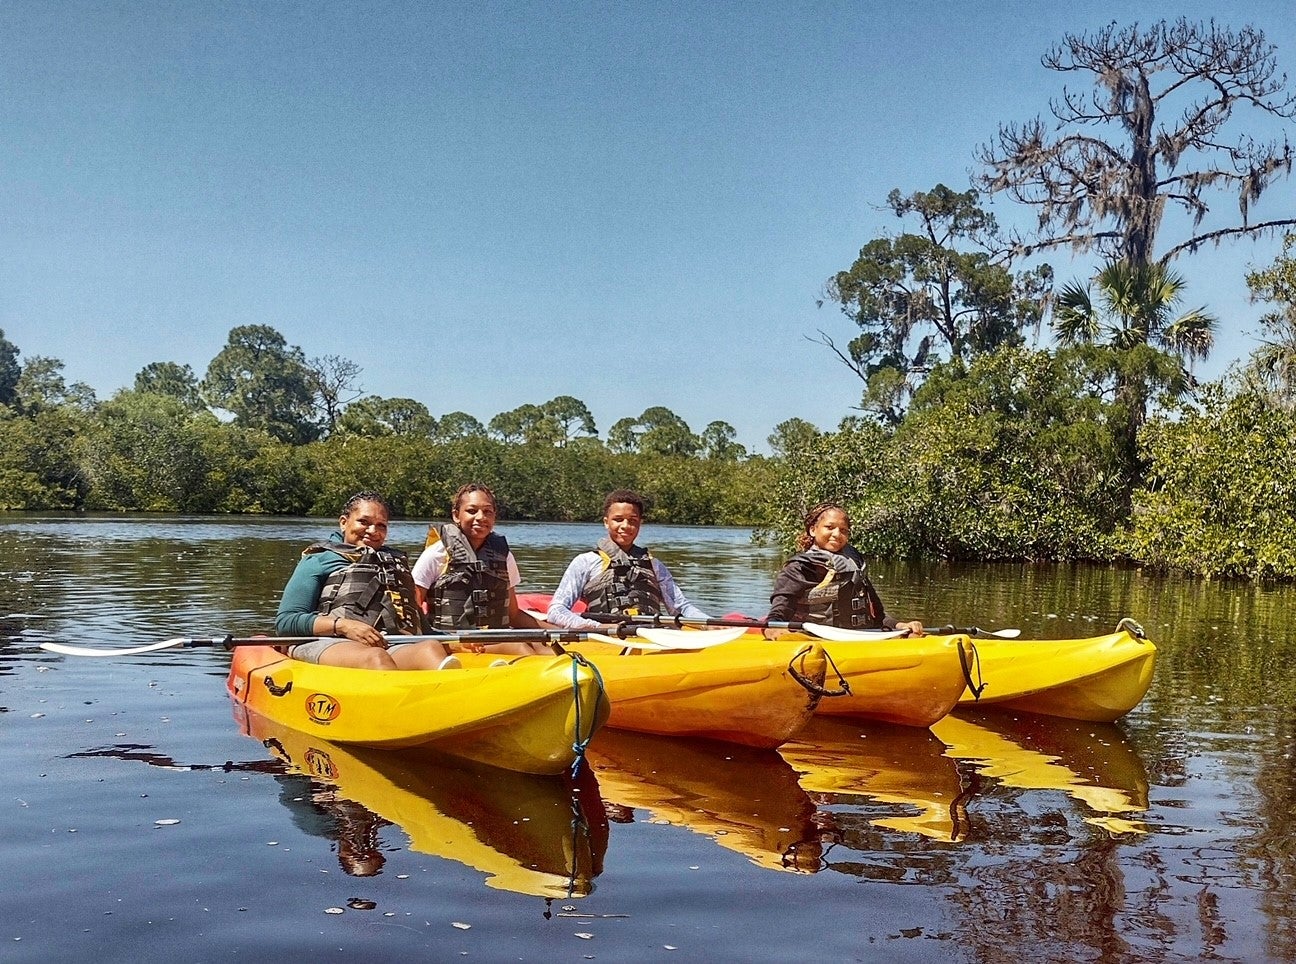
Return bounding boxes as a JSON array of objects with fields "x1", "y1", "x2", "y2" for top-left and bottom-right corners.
[
  {"x1": 462, "y1": 638, "x2": 828, "y2": 750},
  {"x1": 226, "y1": 645, "x2": 608, "y2": 776}
]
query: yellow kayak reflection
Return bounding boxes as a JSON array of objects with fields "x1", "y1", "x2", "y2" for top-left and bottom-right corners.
[
  {"x1": 236, "y1": 704, "x2": 608, "y2": 897},
  {"x1": 779, "y1": 717, "x2": 969, "y2": 840},
  {"x1": 585, "y1": 729, "x2": 827, "y2": 873},
  {"x1": 780, "y1": 714, "x2": 1150, "y2": 840},
  {"x1": 932, "y1": 713, "x2": 1150, "y2": 835}
]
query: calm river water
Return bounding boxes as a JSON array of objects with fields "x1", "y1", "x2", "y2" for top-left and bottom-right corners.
[{"x1": 2, "y1": 515, "x2": 1294, "y2": 962}]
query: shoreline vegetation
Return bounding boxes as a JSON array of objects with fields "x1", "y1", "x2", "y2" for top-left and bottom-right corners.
[
  {"x1": 4, "y1": 21, "x2": 1296, "y2": 580},
  {"x1": 2, "y1": 328, "x2": 1295, "y2": 581}
]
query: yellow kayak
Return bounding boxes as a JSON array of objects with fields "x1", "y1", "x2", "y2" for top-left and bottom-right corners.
[
  {"x1": 492, "y1": 638, "x2": 829, "y2": 750},
  {"x1": 226, "y1": 645, "x2": 609, "y2": 776},
  {"x1": 236, "y1": 708, "x2": 607, "y2": 896},
  {"x1": 724, "y1": 630, "x2": 972, "y2": 728},
  {"x1": 585, "y1": 728, "x2": 824, "y2": 873},
  {"x1": 957, "y1": 621, "x2": 1156, "y2": 721},
  {"x1": 812, "y1": 633, "x2": 974, "y2": 726}
]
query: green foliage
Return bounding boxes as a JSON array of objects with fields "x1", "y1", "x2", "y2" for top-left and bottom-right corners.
[
  {"x1": 81, "y1": 391, "x2": 214, "y2": 511},
  {"x1": 767, "y1": 418, "x2": 820, "y2": 459},
  {"x1": 700, "y1": 421, "x2": 746, "y2": 461},
  {"x1": 820, "y1": 184, "x2": 1051, "y2": 423},
  {"x1": 1125, "y1": 386, "x2": 1296, "y2": 579},
  {"x1": 0, "y1": 329, "x2": 19, "y2": 407},
  {"x1": 434, "y1": 411, "x2": 487, "y2": 441},
  {"x1": 134, "y1": 362, "x2": 204, "y2": 411},
  {"x1": 0, "y1": 407, "x2": 88, "y2": 509},
  {"x1": 13, "y1": 356, "x2": 97, "y2": 413},
  {"x1": 201, "y1": 325, "x2": 320, "y2": 445},
  {"x1": 759, "y1": 348, "x2": 1126, "y2": 560},
  {"x1": 1053, "y1": 262, "x2": 1215, "y2": 488},
  {"x1": 542, "y1": 395, "x2": 597, "y2": 444},
  {"x1": 754, "y1": 417, "x2": 892, "y2": 551},
  {"x1": 1243, "y1": 233, "x2": 1296, "y2": 407},
  {"x1": 636, "y1": 406, "x2": 700, "y2": 457},
  {"x1": 337, "y1": 395, "x2": 437, "y2": 438}
]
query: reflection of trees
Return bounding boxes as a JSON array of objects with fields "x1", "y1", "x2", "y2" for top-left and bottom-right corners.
[
  {"x1": 1251, "y1": 708, "x2": 1296, "y2": 960},
  {"x1": 945, "y1": 827, "x2": 1133, "y2": 961}
]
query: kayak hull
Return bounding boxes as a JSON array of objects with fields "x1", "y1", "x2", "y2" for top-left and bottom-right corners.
[
  {"x1": 731, "y1": 631, "x2": 970, "y2": 728},
  {"x1": 556, "y1": 639, "x2": 828, "y2": 749},
  {"x1": 811, "y1": 633, "x2": 973, "y2": 727},
  {"x1": 226, "y1": 646, "x2": 608, "y2": 776},
  {"x1": 957, "y1": 628, "x2": 1157, "y2": 722}
]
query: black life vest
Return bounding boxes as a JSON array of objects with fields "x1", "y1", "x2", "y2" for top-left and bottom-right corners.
[
  {"x1": 789, "y1": 545, "x2": 886, "y2": 629},
  {"x1": 580, "y1": 538, "x2": 666, "y2": 615},
  {"x1": 306, "y1": 541, "x2": 425, "y2": 635},
  {"x1": 427, "y1": 523, "x2": 512, "y2": 630}
]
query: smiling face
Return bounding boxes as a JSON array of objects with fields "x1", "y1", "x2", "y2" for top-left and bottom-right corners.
[
  {"x1": 603, "y1": 502, "x2": 643, "y2": 552},
  {"x1": 453, "y1": 490, "x2": 497, "y2": 549},
  {"x1": 808, "y1": 508, "x2": 850, "y2": 553},
  {"x1": 339, "y1": 500, "x2": 390, "y2": 549}
]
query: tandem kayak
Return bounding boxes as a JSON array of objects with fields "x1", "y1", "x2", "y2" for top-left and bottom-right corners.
[
  {"x1": 955, "y1": 619, "x2": 1157, "y2": 722},
  {"x1": 462, "y1": 638, "x2": 829, "y2": 750},
  {"x1": 739, "y1": 618, "x2": 1154, "y2": 723},
  {"x1": 226, "y1": 645, "x2": 609, "y2": 776}
]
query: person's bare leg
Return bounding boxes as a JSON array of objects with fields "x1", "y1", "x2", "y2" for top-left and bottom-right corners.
[
  {"x1": 389, "y1": 641, "x2": 453, "y2": 670},
  {"x1": 315, "y1": 640, "x2": 399, "y2": 670}
]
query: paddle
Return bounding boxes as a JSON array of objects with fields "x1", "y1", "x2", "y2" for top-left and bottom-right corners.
[
  {"x1": 581, "y1": 612, "x2": 904, "y2": 642},
  {"x1": 931, "y1": 624, "x2": 1022, "y2": 639},
  {"x1": 36, "y1": 625, "x2": 745, "y2": 659},
  {"x1": 631, "y1": 626, "x2": 750, "y2": 650},
  {"x1": 39, "y1": 630, "x2": 634, "y2": 659},
  {"x1": 585, "y1": 613, "x2": 1020, "y2": 641}
]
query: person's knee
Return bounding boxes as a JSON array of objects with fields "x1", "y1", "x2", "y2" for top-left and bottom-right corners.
[{"x1": 353, "y1": 647, "x2": 398, "y2": 670}]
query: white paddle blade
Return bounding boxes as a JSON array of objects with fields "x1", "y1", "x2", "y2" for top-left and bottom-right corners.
[
  {"x1": 799, "y1": 623, "x2": 905, "y2": 642},
  {"x1": 585, "y1": 633, "x2": 647, "y2": 647},
  {"x1": 39, "y1": 638, "x2": 196, "y2": 657},
  {"x1": 634, "y1": 626, "x2": 749, "y2": 650}
]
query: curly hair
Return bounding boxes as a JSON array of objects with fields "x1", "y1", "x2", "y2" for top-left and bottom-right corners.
[{"x1": 601, "y1": 488, "x2": 646, "y2": 517}]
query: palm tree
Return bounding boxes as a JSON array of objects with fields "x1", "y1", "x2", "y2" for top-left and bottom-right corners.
[
  {"x1": 1053, "y1": 261, "x2": 1216, "y2": 482},
  {"x1": 1054, "y1": 261, "x2": 1216, "y2": 364}
]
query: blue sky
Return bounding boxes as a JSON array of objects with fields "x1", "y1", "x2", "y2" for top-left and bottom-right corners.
[{"x1": 2, "y1": 1, "x2": 1294, "y2": 451}]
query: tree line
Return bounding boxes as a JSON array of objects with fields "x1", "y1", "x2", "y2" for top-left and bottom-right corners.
[
  {"x1": 5, "y1": 18, "x2": 1296, "y2": 580},
  {"x1": 0, "y1": 321, "x2": 793, "y2": 523}
]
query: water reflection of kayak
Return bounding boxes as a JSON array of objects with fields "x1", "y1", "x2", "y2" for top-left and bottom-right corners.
[
  {"x1": 584, "y1": 728, "x2": 827, "y2": 873},
  {"x1": 236, "y1": 703, "x2": 608, "y2": 897},
  {"x1": 930, "y1": 713, "x2": 1150, "y2": 834},
  {"x1": 778, "y1": 717, "x2": 969, "y2": 840}
]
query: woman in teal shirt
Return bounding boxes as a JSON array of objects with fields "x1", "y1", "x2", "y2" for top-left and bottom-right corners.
[{"x1": 275, "y1": 491, "x2": 458, "y2": 670}]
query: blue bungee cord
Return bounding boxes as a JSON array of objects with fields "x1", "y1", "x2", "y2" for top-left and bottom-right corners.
[{"x1": 566, "y1": 651, "x2": 607, "y2": 778}]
